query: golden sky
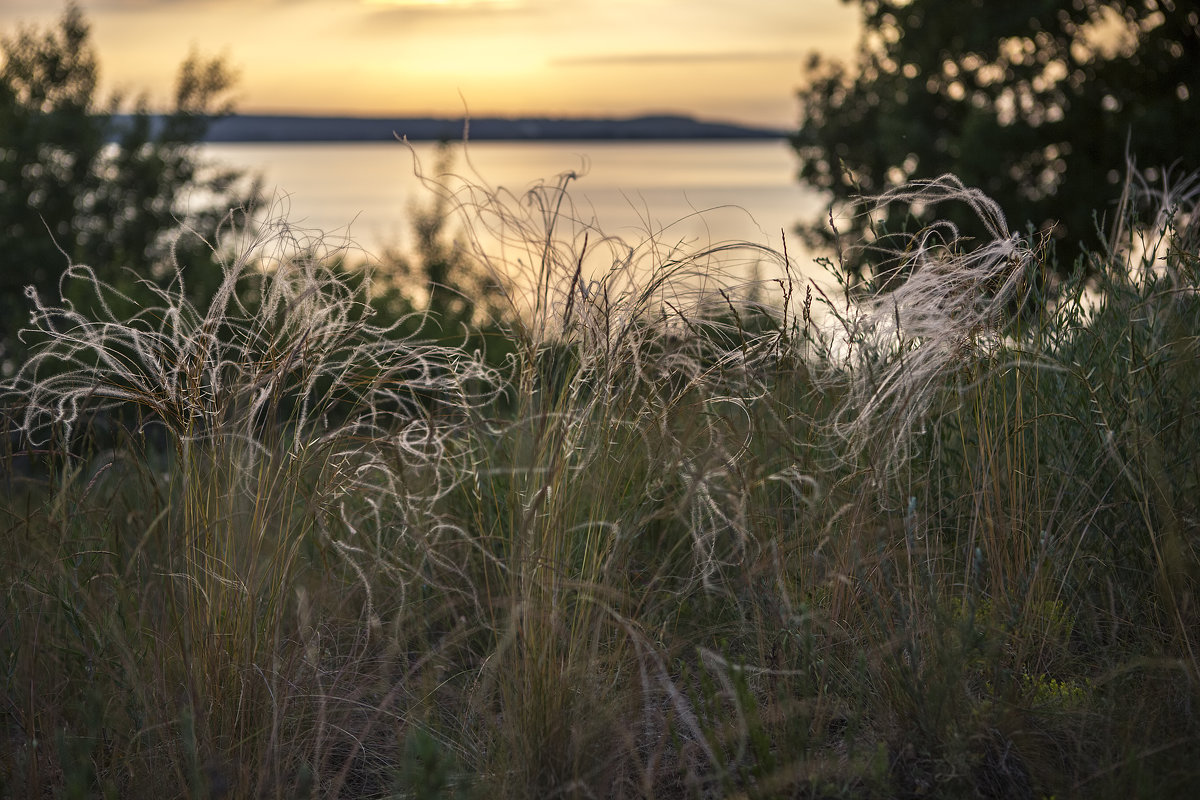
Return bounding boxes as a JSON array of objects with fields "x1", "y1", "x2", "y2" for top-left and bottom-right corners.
[{"x1": 1, "y1": 0, "x2": 859, "y2": 128}]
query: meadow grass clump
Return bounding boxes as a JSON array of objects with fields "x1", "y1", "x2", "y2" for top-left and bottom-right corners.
[
  {"x1": 1, "y1": 211, "x2": 502, "y2": 796},
  {"x1": 2, "y1": 156, "x2": 1199, "y2": 799},
  {"x1": 815, "y1": 174, "x2": 1044, "y2": 482},
  {"x1": 795, "y1": 163, "x2": 1200, "y2": 797},
  {"x1": 411, "y1": 167, "x2": 812, "y2": 797}
]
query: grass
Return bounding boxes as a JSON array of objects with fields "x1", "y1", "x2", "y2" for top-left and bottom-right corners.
[{"x1": 1, "y1": 160, "x2": 1198, "y2": 798}]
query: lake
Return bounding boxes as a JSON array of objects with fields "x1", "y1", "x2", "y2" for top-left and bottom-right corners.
[{"x1": 202, "y1": 139, "x2": 831, "y2": 287}]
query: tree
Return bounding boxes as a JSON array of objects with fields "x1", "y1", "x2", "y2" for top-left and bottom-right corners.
[
  {"x1": 0, "y1": 3, "x2": 257, "y2": 371},
  {"x1": 792, "y1": 0, "x2": 1200, "y2": 280}
]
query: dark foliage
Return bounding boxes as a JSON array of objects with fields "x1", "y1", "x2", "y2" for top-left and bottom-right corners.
[
  {"x1": 0, "y1": 3, "x2": 258, "y2": 372},
  {"x1": 793, "y1": 0, "x2": 1200, "y2": 279}
]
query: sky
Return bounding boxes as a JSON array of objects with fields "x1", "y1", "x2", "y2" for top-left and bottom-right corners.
[{"x1": 0, "y1": 0, "x2": 860, "y2": 129}]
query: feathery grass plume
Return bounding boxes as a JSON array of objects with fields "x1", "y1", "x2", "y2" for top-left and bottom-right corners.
[
  {"x1": 407, "y1": 143, "x2": 797, "y2": 589},
  {"x1": 404, "y1": 140, "x2": 786, "y2": 345},
  {"x1": 824, "y1": 174, "x2": 1039, "y2": 481},
  {"x1": 2, "y1": 206, "x2": 503, "y2": 763},
  {"x1": 8, "y1": 207, "x2": 499, "y2": 508},
  {"x1": 388, "y1": 149, "x2": 823, "y2": 795}
]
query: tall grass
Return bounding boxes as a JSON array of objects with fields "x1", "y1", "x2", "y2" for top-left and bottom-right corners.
[{"x1": 2, "y1": 158, "x2": 1198, "y2": 798}]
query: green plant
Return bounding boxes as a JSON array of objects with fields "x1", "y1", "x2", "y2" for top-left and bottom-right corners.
[
  {"x1": 0, "y1": 3, "x2": 258, "y2": 371},
  {"x1": 2, "y1": 158, "x2": 1199, "y2": 798},
  {"x1": 792, "y1": 0, "x2": 1200, "y2": 275},
  {"x1": 3, "y1": 216, "x2": 500, "y2": 796}
]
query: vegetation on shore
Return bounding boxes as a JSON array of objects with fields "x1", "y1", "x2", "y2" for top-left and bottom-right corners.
[
  {"x1": 2, "y1": 156, "x2": 1198, "y2": 798},
  {"x1": 0, "y1": 3, "x2": 256, "y2": 374},
  {"x1": 792, "y1": 0, "x2": 1200, "y2": 277},
  {"x1": 5, "y1": 2, "x2": 1197, "y2": 797}
]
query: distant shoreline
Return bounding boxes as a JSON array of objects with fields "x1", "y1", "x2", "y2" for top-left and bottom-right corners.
[{"x1": 149, "y1": 113, "x2": 787, "y2": 143}]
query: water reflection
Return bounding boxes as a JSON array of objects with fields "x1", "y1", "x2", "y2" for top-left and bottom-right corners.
[{"x1": 201, "y1": 140, "x2": 826, "y2": 279}]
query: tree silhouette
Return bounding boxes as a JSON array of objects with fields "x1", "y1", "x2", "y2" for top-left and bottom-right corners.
[
  {"x1": 0, "y1": 3, "x2": 257, "y2": 372},
  {"x1": 792, "y1": 0, "x2": 1200, "y2": 282}
]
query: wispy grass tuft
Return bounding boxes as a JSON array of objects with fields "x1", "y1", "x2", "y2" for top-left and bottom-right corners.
[
  {"x1": 3, "y1": 209, "x2": 503, "y2": 795},
  {"x1": 818, "y1": 174, "x2": 1042, "y2": 482},
  {"x1": 2, "y1": 157, "x2": 1198, "y2": 798}
]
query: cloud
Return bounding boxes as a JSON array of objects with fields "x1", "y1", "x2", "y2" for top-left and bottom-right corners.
[
  {"x1": 358, "y1": 0, "x2": 532, "y2": 18},
  {"x1": 81, "y1": 0, "x2": 296, "y2": 10},
  {"x1": 360, "y1": 0, "x2": 522, "y2": 7},
  {"x1": 348, "y1": 0, "x2": 560, "y2": 45},
  {"x1": 553, "y1": 50, "x2": 804, "y2": 67},
  {"x1": 88, "y1": 0, "x2": 238, "y2": 7},
  {"x1": 353, "y1": 0, "x2": 539, "y2": 32}
]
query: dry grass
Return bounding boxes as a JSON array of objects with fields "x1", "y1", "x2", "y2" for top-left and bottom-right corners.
[{"x1": 2, "y1": 161, "x2": 1198, "y2": 798}]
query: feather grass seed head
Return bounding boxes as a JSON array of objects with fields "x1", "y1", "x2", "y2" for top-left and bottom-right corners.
[
  {"x1": 401, "y1": 151, "x2": 802, "y2": 587},
  {"x1": 825, "y1": 174, "x2": 1039, "y2": 479},
  {"x1": 4, "y1": 206, "x2": 504, "y2": 609}
]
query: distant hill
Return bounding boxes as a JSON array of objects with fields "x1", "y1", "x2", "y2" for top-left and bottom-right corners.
[{"x1": 188, "y1": 114, "x2": 784, "y2": 142}]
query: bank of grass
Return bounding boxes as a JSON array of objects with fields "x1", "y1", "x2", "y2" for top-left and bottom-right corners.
[{"x1": 2, "y1": 169, "x2": 1198, "y2": 798}]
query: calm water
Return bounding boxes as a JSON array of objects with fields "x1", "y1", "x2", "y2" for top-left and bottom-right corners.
[{"x1": 204, "y1": 140, "x2": 826, "y2": 268}]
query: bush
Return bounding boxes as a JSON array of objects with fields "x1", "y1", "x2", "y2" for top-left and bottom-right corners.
[{"x1": 0, "y1": 3, "x2": 258, "y2": 373}]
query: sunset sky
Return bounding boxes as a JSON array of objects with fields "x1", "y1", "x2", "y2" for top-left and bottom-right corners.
[{"x1": 0, "y1": 0, "x2": 860, "y2": 129}]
